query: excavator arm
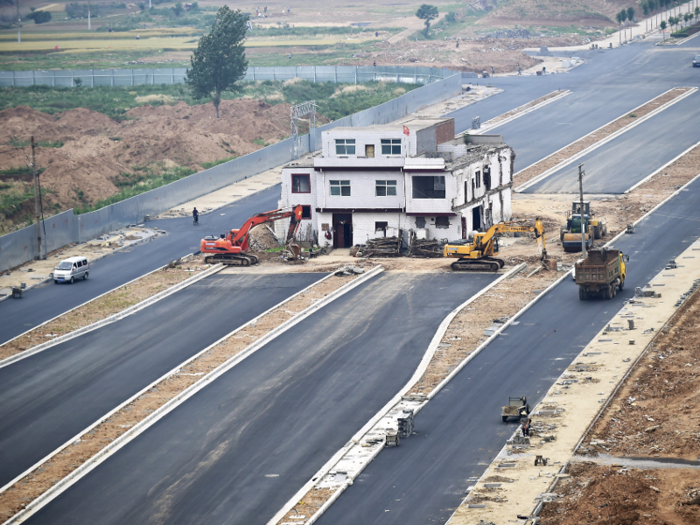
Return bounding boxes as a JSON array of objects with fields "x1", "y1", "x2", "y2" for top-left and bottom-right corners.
[
  {"x1": 230, "y1": 205, "x2": 304, "y2": 250},
  {"x1": 445, "y1": 218, "x2": 546, "y2": 272}
]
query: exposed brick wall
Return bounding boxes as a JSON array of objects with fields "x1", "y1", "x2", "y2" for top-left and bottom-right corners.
[{"x1": 435, "y1": 120, "x2": 456, "y2": 145}]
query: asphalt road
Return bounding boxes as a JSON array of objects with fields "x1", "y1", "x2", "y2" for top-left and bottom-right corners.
[
  {"x1": 315, "y1": 177, "x2": 700, "y2": 525},
  {"x1": 524, "y1": 90, "x2": 700, "y2": 194},
  {"x1": 24, "y1": 272, "x2": 497, "y2": 525},
  {"x1": 0, "y1": 272, "x2": 323, "y2": 489},
  {"x1": 0, "y1": 186, "x2": 280, "y2": 346}
]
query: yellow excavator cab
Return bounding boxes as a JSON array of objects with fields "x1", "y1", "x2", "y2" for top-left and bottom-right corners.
[{"x1": 444, "y1": 219, "x2": 547, "y2": 272}]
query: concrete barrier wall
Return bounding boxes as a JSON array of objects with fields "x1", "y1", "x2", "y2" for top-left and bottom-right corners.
[{"x1": 0, "y1": 69, "x2": 461, "y2": 271}]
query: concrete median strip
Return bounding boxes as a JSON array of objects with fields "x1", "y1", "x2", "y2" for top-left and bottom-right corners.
[
  {"x1": 0, "y1": 258, "x2": 222, "y2": 370},
  {"x1": 268, "y1": 263, "x2": 559, "y2": 525},
  {"x1": 471, "y1": 89, "x2": 571, "y2": 135},
  {"x1": 0, "y1": 265, "x2": 382, "y2": 524},
  {"x1": 514, "y1": 86, "x2": 698, "y2": 193}
]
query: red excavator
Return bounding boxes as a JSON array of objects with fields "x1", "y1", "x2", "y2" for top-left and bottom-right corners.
[{"x1": 200, "y1": 205, "x2": 304, "y2": 266}]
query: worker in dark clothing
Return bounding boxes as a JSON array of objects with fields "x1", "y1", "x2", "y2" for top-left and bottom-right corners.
[
  {"x1": 192, "y1": 207, "x2": 199, "y2": 224},
  {"x1": 522, "y1": 418, "x2": 531, "y2": 436}
]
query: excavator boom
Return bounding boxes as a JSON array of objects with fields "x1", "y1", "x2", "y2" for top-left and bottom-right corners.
[
  {"x1": 201, "y1": 205, "x2": 304, "y2": 266},
  {"x1": 444, "y1": 218, "x2": 546, "y2": 272}
]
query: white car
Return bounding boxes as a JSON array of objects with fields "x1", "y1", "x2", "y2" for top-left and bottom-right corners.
[{"x1": 53, "y1": 256, "x2": 90, "y2": 284}]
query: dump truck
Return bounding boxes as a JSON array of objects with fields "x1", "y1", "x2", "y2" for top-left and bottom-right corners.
[
  {"x1": 560, "y1": 202, "x2": 607, "y2": 252},
  {"x1": 501, "y1": 396, "x2": 530, "y2": 423},
  {"x1": 575, "y1": 248, "x2": 628, "y2": 300}
]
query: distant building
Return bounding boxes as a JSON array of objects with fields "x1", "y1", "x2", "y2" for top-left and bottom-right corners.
[{"x1": 277, "y1": 117, "x2": 513, "y2": 248}]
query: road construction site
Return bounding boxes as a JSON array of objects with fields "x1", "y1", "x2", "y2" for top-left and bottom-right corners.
[{"x1": 1, "y1": 30, "x2": 700, "y2": 525}]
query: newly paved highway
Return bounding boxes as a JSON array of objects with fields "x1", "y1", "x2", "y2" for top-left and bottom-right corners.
[
  {"x1": 0, "y1": 187, "x2": 280, "y2": 345},
  {"x1": 316, "y1": 175, "x2": 700, "y2": 524},
  {"x1": 524, "y1": 91, "x2": 700, "y2": 194},
  {"x1": 0, "y1": 272, "x2": 323, "y2": 488},
  {"x1": 23, "y1": 273, "x2": 497, "y2": 525}
]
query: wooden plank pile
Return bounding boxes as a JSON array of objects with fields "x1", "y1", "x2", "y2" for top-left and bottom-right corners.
[
  {"x1": 357, "y1": 236, "x2": 401, "y2": 258},
  {"x1": 409, "y1": 238, "x2": 444, "y2": 258}
]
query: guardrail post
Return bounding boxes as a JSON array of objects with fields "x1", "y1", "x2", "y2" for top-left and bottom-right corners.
[
  {"x1": 32, "y1": 70, "x2": 35, "y2": 86},
  {"x1": 131, "y1": 69, "x2": 134, "y2": 86},
  {"x1": 91, "y1": 70, "x2": 94, "y2": 88},
  {"x1": 313, "y1": 66, "x2": 316, "y2": 83},
  {"x1": 355, "y1": 66, "x2": 358, "y2": 84},
  {"x1": 334, "y1": 66, "x2": 337, "y2": 83}
]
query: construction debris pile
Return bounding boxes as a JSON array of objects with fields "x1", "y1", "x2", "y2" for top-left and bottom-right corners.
[
  {"x1": 354, "y1": 234, "x2": 446, "y2": 259},
  {"x1": 248, "y1": 225, "x2": 281, "y2": 252},
  {"x1": 355, "y1": 237, "x2": 402, "y2": 258},
  {"x1": 408, "y1": 238, "x2": 444, "y2": 258}
]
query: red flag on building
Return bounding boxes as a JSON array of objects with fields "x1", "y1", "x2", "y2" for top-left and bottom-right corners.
[{"x1": 403, "y1": 125, "x2": 410, "y2": 136}]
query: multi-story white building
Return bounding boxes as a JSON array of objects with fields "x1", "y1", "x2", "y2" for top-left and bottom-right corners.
[{"x1": 277, "y1": 117, "x2": 514, "y2": 249}]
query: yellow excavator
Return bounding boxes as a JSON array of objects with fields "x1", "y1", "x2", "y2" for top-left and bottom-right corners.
[{"x1": 444, "y1": 219, "x2": 547, "y2": 271}]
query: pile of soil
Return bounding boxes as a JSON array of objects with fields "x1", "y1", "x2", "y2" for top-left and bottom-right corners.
[
  {"x1": 0, "y1": 99, "x2": 296, "y2": 219},
  {"x1": 539, "y1": 462, "x2": 700, "y2": 525},
  {"x1": 582, "y1": 288, "x2": 700, "y2": 459}
]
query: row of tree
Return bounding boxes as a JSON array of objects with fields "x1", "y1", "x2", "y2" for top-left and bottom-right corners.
[
  {"x1": 660, "y1": 7, "x2": 700, "y2": 32},
  {"x1": 616, "y1": 7, "x2": 635, "y2": 25}
]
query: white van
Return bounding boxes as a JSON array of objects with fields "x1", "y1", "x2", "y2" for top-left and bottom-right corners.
[{"x1": 53, "y1": 256, "x2": 90, "y2": 284}]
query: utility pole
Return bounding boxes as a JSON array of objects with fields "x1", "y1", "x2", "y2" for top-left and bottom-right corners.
[
  {"x1": 578, "y1": 163, "x2": 587, "y2": 258},
  {"x1": 16, "y1": 0, "x2": 20, "y2": 43},
  {"x1": 30, "y1": 137, "x2": 43, "y2": 260},
  {"x1": 87, "y1": 0, "x2": 91, "y2": 30}
]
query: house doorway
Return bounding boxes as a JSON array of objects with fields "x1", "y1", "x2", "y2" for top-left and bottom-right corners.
[
  {"x1": 472, "y1": 206, "x2": 482, "y2": 232},
  {"x1": 332, "y1": 213, "x2": 353, "y2": 248}
]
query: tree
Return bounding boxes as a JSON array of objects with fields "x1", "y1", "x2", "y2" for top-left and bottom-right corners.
[
  {"x1": 186, "y1": 6, "x2": 248, "y2": 119},
  {"x1": 627, "y1": 6, "x2": 635, "y2": 21},
  {"x1": 616, "y1": 10, "x2": 627, "y2": 24},
  {"x1": 696, "y1": 6, "x2": 700, "y2": 19},
  {"x1": 684, "y1": 12, "x2": 692, "y2": 24},
  {"x1": 26, "y1": 9, "x2": 51, "y2": 23},
  {"x1": 171, "y1": 2, "x2": 183, "y2": 17},
  {"x1": 660, "y1": 19, "x2": 667, "y2": 39},
  {"x1": 642, "y1": 2, "x2": 649, "y2": 16},
  {"x1": 445, "y1": 11, "x2": 456, "y2": 23},
  {"x1": 416, "y1": 4, "x2": 438, "y2": 38}
]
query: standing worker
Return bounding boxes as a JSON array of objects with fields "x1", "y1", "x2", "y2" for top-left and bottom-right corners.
[
  {"x1": 522, "y1": 418, "x2": 531, "y2": 436},
  {"x1": 192, "y1": 207, "x2": 199, "y2": 225}
]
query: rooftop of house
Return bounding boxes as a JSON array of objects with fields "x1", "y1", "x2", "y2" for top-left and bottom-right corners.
[{"x1": 324, "y1": 117, "x2": 452, "y2": 135}]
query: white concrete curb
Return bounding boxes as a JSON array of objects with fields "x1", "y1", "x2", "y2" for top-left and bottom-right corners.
[
  {"x1": 473, "y1": 90, "x2": 571, "y2": 135},
  {"x1": 513, "y1": 87, "x2": 698, "y2": 193},
  {"x1": 3, "y1": 266, "x2": 383, "y2": 524},
  {"x1": 0, "y1": 261, "x2": 223, "y2": 371},
  {"x1": 268, "y1": 264, "x2": 526, "y2": 525},
  {"x1": 624, "y1": 140, "x2": 700, "y2": 193}
]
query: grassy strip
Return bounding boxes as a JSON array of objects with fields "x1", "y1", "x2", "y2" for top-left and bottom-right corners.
[{"x1": 0, "y1": 80, "x2": 419, "y2": 121}]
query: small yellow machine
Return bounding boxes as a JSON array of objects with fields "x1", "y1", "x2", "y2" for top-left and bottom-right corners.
[{"x1": 444, "y1": 219, "x2": 547, "y2": 271}]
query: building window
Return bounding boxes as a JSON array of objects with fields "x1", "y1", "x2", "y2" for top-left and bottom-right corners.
[
  {"x1": 435, "y1": 216, "x2": 450, "y2": 229},
  {"x1": 330, "y1": 180, "x2": 351, "y2": 196},
  {"x1": 412, "y1": 176, "x2": 446, "y2": 199},
  {"x1": 376, "y1": 180, "x2": 397, "y2": 196},
  {"x1": 475, "y1": 170, "x2": 481, "y2": 189},
  {"x1": 335, "y1": 139, "x2": 356, "y2": 155},
  {"x1": 483, "y1": 167, "x2": 491, "y2": 189},
  {"x1": 301, "y1": 205, "x2": 312, "y2": 219},
  {"x1": 415, "y1": 216, "x2": 426, "y2": 228},
  {"x1": 291, "y1": 174, "x2": 310, "y2": 193},
  {"x1": 381, "y1": 139, "x2": 401, "y2": 155},
  {"x1": 375, "y1": 221, "x2": 388, "y2": 233}
]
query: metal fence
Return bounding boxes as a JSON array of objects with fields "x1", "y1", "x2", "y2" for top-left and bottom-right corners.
[
  {"x1": 0, "y1": 65, "x2": 454, "y2": 88},
  {"x1": 0, "y1": 67, "x2": 461, "y2": 271}
]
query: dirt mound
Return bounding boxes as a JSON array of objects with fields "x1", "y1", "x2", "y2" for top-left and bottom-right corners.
[
  {"x1": 540, "y1": 462, "x2": 700, "y2": 525},
  {"x1": 0, "y1": 99, "x2": 301, "y2": 225}
]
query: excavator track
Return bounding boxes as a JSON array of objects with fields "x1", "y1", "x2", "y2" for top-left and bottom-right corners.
[
  {"x1": 204, "y1": 254, "x2": 258, "y2": 266},
  {"x1": 451, "y1": 257, "x2": 503, "y2": 272}
]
